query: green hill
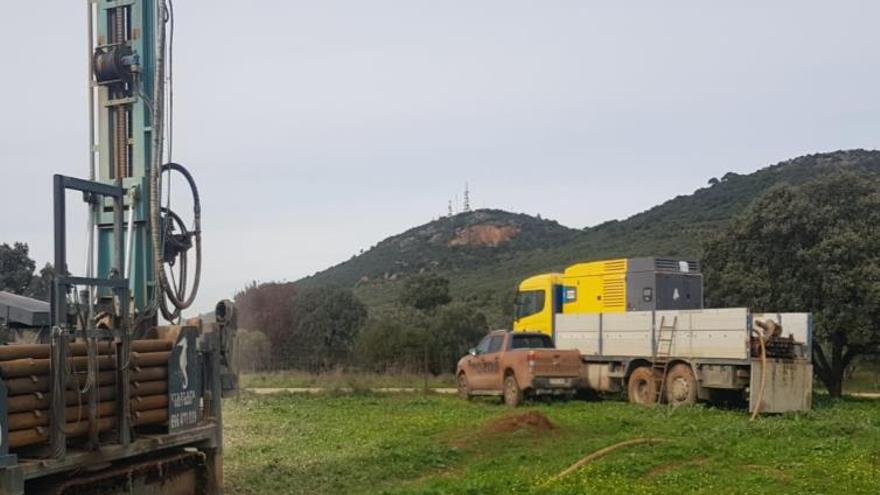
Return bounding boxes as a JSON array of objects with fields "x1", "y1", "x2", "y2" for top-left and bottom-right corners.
[{"x1": 298, "y1": 149, "x2": 880, "y2": 325}]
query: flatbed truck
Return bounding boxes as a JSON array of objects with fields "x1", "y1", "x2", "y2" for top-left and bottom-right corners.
[{"x1": 513, "y1": 257, "x2": 813, "y2": 411}]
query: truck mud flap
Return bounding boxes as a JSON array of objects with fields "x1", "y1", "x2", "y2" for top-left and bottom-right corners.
[{"x1": 749, "y1": 360, "x2": 813, "y2": 414}]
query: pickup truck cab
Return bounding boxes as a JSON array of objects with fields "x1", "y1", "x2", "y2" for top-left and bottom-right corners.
[{"x1": 456, "y1": 330, "x2": 582, "y2": 406}]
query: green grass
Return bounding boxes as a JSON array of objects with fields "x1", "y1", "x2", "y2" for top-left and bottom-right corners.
[
  {"x1": 240, "y1": 370, "x2": 456, "y2": 390},
  {"x1": 242, "y1": 368, "x2": 879, "y2": 394},
  {"x1": 223, "y1": 393, "x2": 880, "y2": 495}
]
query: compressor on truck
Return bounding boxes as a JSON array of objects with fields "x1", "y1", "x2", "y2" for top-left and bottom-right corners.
[{"x1": 510, "y1": 257, "x2": 813, "y2": 411}]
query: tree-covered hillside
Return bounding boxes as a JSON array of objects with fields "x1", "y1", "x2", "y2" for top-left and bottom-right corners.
[
  {"x1": 297, "y1": 150, "x2": 880, "y2": 326},
  {"x1": 298, "y1": 209, "x2": 578, "y2": 288}
]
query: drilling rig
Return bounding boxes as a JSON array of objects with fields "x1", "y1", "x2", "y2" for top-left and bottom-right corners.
[{"x1": 0, "y1": 1, "x2": 236, "y2": 493}]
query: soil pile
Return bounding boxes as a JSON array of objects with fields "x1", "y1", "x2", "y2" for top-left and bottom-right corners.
[{"x1": 484, "y1": 411, "x2": 556, "y2": 434}]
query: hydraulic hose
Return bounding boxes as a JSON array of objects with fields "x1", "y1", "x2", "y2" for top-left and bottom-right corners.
[
  {"x1": 750, "y1": 320, "x2": 776, "y2": 421},
  {"x1": 148, "y1": 2, "x2": 202, "y2": 321},
  {"x1": 155, "y1": 163, "x2": 202, "y2": 319},
  {"x1": 149, "y1": 0, "x2": 167, "y2": 316}
]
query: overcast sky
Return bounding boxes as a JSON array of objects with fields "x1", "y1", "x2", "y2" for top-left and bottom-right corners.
[{"x1": 1, "y1": 1, "x2": 879, "y2": 313}]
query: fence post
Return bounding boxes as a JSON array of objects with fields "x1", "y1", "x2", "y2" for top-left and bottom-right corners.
[{"x1": 423, "y1": 345, "x2": 428, "y2": 395}]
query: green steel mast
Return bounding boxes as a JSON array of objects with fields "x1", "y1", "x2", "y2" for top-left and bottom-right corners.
[
  {"x1": 89, "y1": 0, "x2": 200, "y2": 325},
  {"x1": 90, "y1": 0, "x2": 157, "y2": 316}
]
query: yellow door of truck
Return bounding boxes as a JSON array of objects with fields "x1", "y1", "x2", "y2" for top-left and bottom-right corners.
[{"x1": 513, "y1": 273, "x2": 562, "y2": 337}]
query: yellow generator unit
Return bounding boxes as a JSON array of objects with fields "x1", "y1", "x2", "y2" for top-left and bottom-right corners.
[
  {"x1": 562, "y1": 258, "x2": 629, "y2": 313},
  {"x1": 513, "y1": 257, "x2": 703, "y2": 336}
]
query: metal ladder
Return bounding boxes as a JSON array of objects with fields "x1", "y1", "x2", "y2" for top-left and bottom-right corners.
[{"x1": 654, "y1": 315, "x2": 677, "y2": 403}]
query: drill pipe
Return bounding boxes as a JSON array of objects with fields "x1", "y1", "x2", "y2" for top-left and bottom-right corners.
[
  {"x1": 9, "y1": 406, "x2": 170, "y2": 449},
  {"x1": 0, "y1": 340, "x2": 172, "y2": 361},
  {"x1": 8, "y1": 394, "x2": 169, "y2": 431},
  {"x1": 131, "y1": 351, "x2": 171, "y2": 367},
  {"x1": 0, "y1": 355, "x2": 117, "y2": 379},
  {"x1": 7, "y1": 385, "x2": 117, "y2": 413},
  {"x1": 9, "y1": 417, "x2": 116, "y2": 449},
  {"x1": 130, "y1": 380, "x2": 168, "y2": 396},
  {"x1": 5, "y1": 366, "x2": 167, "y2": 395}
]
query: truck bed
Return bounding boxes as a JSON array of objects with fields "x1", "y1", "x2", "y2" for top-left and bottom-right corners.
[{"x1": 554, "y1": 308, "x2": 811, "y2": 363}]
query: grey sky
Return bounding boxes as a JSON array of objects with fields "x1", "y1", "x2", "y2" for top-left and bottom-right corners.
[{"x1": 2, "y1": 1, "x2": 878, "y2": 313}]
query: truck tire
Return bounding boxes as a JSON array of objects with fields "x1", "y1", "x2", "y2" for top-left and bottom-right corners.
[
  {"x1": 503, "y1": 374, "x2": 523, "y2": 407},
  {"x1": 627, "y1": 367, "x2": 659, "y2": 405},
  {"x1": 665, "y1": 364, "x2": 697, "y2": 406},
  {"x1": 457, "y1": 372, "x2": 472, "y2": 400}
]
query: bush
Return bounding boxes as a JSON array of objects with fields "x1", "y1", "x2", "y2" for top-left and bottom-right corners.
[{"x1": 355, "y1": 303, "x2": 487, "y2": 374}]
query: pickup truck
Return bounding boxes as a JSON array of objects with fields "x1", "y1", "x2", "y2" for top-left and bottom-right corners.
[{"x1": 456, "y1": 330, "x2": 582, "y2": 406}]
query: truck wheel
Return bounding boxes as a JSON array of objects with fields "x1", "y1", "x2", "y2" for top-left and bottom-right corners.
[
  {"x1": 503, "y1": 374, "x2": 523, "y2": 407},
  {"x1": 627, "y1": 367, "x2": 659, "y2": 405},
  {"x1": 665, "y1": 364, "x2": 697, "y2": 406},
  {"x1": 457, "y1": 373, "x2": 472, "y2": 400}
]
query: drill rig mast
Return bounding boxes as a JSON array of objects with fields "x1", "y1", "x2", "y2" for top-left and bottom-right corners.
[
  {"x1": 0, "y1": 2, "x2": 236, "y2": 493},
  {"x1": 89, "y1": 0, "x2": 199, "y2": 328}
]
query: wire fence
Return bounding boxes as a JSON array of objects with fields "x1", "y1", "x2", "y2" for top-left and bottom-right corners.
[{"x1": 233, "y1": 332, "x2": 437, "y2": 376}]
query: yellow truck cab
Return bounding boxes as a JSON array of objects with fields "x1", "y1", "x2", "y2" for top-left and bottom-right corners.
[
  {"x1": 512, "y1": 273, "x2": 563, "y2": 335},
  {"x1": 513, "y1": 257, "x2": 703, "y2": 337}
]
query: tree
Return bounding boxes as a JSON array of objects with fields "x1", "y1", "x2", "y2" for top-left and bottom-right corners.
[
  {"x1": 288, "y1": 286, "x2": 367, "y2": 367},
  {"x1": 356, "y1": 307, "x2": 426, "y2": 372},
  {"x1": 0, "y1": 243, "x2": 36, "y2": 295},
  {"x1": 703, "y1": 173, "x2": 880, "y2": 397},
  {"x1": 399, "y1": 274, "x2": 451, "y2": 311},
  {"x1": 234, "y1": 281, "x2": 298, "y2": 351},
  {"x1": 27, "y1": 263, "x2": 54, "y2": 301},
  {"x1": 234, "y1": 329, "x2": 273, "y2": 372},
  {"x1": 355, "y1": 303, "x2": 487, "y2": 374},
  {"x1": 425, "y1": 303, "x2": 488, "y2": 373}
]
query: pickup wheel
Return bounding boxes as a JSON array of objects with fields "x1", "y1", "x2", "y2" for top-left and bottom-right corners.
[
  {"x1": 628, "y1": 367, "x2": 660, "y2": 405},
  {"x1": 503, "y1": 374, "x2": 523, "y2": 407},
  {"x1": 665, "y1": 364, "x2": 697, "y2": 406},
  {"x1": 457, "y1": 372, "x2": 472, "y2": 400}
]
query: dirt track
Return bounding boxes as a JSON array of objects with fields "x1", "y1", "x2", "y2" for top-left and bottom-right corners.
[{"x1": 247, "y1": 387, "x2": 458, "y2": 395}]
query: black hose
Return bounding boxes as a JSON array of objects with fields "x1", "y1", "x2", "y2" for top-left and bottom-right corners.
[{"x1": 154, "y1": 162, "x2": 202, "y2": 318}]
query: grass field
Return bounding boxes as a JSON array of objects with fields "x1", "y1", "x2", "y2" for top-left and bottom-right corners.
[
  {"x1": 241, "y1": 367, "x2": 880, "y2": 393},
  {"x1": 223, "y1": 392, "x2": 880, "y2": 494}
]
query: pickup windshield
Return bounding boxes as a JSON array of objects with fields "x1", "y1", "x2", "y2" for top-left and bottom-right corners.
[{"x1": 510, "y1": 334, "x2": 554, "y2": 350}]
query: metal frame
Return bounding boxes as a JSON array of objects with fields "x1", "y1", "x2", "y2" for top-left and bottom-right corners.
[{"x1": 51, "y1": 174, "x2": 131, "y2": 458}]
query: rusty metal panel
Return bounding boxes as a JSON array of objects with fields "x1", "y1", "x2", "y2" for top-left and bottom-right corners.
[{"x1": 749, "y1": 359, "x2": 813, "y2": 413}]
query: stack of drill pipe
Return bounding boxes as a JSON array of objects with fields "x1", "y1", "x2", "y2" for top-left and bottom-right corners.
[
  {"x1": 128, "y1": 340, "x2": 172, "y2": 435},
  {"x1": 0, "y1": 339, "x2": 173, "y2": 449}
]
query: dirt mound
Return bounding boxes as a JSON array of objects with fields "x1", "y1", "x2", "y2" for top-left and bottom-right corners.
[{"x1": 484, "y1": 411, "x2": 556, "y2": 434}]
